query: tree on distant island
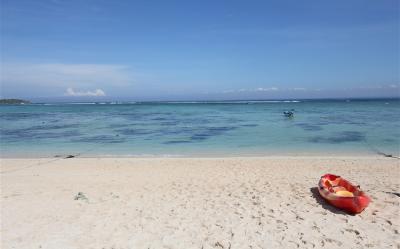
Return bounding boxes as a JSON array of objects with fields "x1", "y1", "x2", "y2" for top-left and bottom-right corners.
[{"x1": 0, "y1": 99, "x2": 31, "y2": 104}]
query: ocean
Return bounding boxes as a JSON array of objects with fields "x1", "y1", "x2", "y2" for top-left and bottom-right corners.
[{"x1": 1, "y1": 99, "x2": 399, "y2": 157}]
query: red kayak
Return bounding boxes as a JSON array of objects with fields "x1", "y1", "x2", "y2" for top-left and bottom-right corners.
[{"x1": 318, "y1": 174, "x2": 371, "y2": 214}]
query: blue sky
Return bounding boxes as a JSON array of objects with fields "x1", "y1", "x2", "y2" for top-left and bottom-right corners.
[{"x1": 1, "y1": 0, "x2": 399, "y2": 101}]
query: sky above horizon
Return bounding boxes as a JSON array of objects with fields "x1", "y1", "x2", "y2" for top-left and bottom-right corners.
[{"x1": 1, "y1": 0, "x2": 399, "y2": 101}]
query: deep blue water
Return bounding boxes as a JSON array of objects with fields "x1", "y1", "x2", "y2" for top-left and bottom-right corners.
[{"x1": 0, "y1": 99, "x2": 399, "y2": 157}]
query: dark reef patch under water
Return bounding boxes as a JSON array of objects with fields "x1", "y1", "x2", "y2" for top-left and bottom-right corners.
[
  {"x1": 308, "y1": 131, "x2": 365, "y2": 144},
  {"x1": 71, "y1": 135, "x2": 125, "y2": 144},
  {"x1": 28, "y1": 123, "x2": 81, "y2": 131},
  {"x1": 159, "y1": 121, "x2": 180, "y2": 126},
  {"x1": 241, "y1": 124, "x2": 259, "y2": 127},
  {"x1": 190, "y1": 126, "x2": 237, "y2": 141},
  {"x1": 163, "y1": 140, "x2": 192, "y2": 144},
  {"x1": 0, "y1": 112, "x2": 54, "y2": 121},
  {"x1": 295, "y1": 123, "x2": 323, "y2": 131},
  {"x1": 115, "y1": 128, "x2": 154, "y2": 136},
  {"x1": 1, "y1": 129, "x2": 82, "y2": 140},
  {"x1": 162, "y1": 126, "x2": 238, "y2": 144}
]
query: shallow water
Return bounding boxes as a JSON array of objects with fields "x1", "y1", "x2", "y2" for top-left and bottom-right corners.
[{"x1": 1, "y1": 99, "x2": 399, "y2": 157}]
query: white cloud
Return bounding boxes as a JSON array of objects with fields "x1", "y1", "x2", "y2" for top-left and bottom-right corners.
[
  {"x1": 290, "y1": 87, "x2": 307, "y2": 91},
  {"x1": 256, "y1": 87, "x2": 279, "y2": 91},
  {"x1": 65, "y1": 88, "x2": 106, "y2": 97},
  {"x1": 352, "y1": 84, "x2": 400, "y2": 90},
  {"x1": 223, "y1": 87, "x2": 279, "y2": 93}
]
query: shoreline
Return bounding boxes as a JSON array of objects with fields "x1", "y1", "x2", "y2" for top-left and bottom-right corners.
[
  {"x1": 1, "y1": 151, "x2": 397, "y2": 159},
  {"x1": 2, "y1": 157, "x2": 399, "y2": 248},
  {"x1": 1, "y1": 155, "x2": 398, "y2": 160}
]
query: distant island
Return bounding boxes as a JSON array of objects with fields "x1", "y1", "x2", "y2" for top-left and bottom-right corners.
[{"x1": 0, "y1": 99, "x2": 31, "y2": 105}]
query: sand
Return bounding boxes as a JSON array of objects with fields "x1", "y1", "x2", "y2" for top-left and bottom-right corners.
[{"x1": 1, "y1": 157, "x2": 399, "y2": 249}]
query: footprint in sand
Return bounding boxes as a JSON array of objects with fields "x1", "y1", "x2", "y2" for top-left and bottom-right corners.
[{"x1": 345, "y1": 228, "x2": 361, "y2": 236}]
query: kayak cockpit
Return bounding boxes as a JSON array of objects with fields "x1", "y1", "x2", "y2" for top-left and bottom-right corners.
[{"x1": 321, "y1": 174, "x2": 360, "y2": 197}]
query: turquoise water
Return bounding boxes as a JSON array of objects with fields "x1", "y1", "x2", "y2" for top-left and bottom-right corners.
[{"x1": 1, "y1": 99, "x2": 399, "y2": 157}]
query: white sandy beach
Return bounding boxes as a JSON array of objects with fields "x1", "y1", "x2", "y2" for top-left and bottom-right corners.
[{"x1": 1, "y1": 157, "x2": 399, "y2": 249}]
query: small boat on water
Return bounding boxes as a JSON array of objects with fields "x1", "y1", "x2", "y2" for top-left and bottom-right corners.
[
  {"x1": 318, "y1": 174, "x2": 371, "y2": 214},
  {"x1": 283, "y1": 111, "x2": 294, "y2": 117}
]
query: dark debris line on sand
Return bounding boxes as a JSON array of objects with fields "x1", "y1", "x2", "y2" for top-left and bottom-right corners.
[
  {"x1": 1, "y1": 138, "x2": 115, "y2": 173},
  {"x1": 376, "y1": 152, "x2": 400, "y2": 159},
  {"x1": 362, "y1": 138, "x2": 400, "y2": 160},
  {"x1": 384, "y1": 192, "x2": 400, "y2": 198},
  {"x1": 62, "y1": 137, "x2": 120, "y2": 159},
  {"x1": 1, "y1": 142, "x2": 107, "y2": 174}
]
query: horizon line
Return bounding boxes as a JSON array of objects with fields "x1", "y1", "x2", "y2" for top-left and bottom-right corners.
[{"x1": 1, "y1": 96, "x2": 399, "y2": 104}]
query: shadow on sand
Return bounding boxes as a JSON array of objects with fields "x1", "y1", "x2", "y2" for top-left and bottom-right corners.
[{"x1": 310, "y1": 187, "x2": 352, "y2": 216}]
